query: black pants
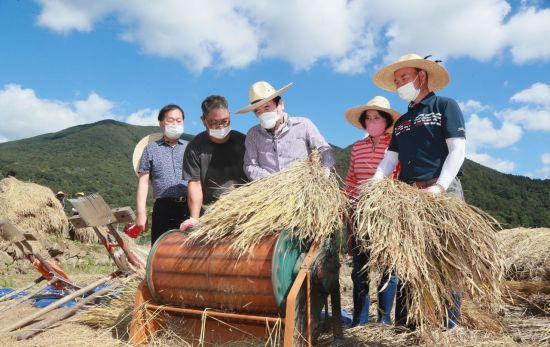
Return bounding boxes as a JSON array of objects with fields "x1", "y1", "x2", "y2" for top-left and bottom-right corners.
[{"x1": 151, "y1": 198, "x2": 190, "y2": 245}]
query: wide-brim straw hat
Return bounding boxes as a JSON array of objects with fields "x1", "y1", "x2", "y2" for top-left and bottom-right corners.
[
  {"x1": 56, "y1": 191, "x2": 65, "y2": 196},
  {"x1": 132, "y1": 132, "x2": 163, "y2": 176},
  {"x1": 344, "y1": 96, "x2": 401, "y2": 132},
  {"x1": 373, "y1": 53, "x2": 449, "y2": 92},
  {"x1": 236, "y1": 81, "x2": 293, "y2": 114}
]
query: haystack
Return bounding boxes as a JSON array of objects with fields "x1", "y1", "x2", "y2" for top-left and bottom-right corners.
[
  {"x1": 353, "y1": 179, "x2": 504, "y2": 330},
  {"x1": 0, "y1": 177, "x2": 69, "y2": 239},
  {"x1": 497, "y1": 227, "x2": 550, "y2": 281},
  {"x1": 187, "y1": 152, "x2": 347, "y2": 255},
  {"x1": 69, "y1": 225, "x2": 107, "y2": 244}
]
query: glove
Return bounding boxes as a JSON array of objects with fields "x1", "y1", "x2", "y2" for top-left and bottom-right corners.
[
  {"x1": 420, "y1": 184, "x2": 445, "y2": 195},
  {"x1": 323, "y1": 167, "x2": 331, "y2": 178},
  {"x1": 180, "y1": 217, "x2": 199, "y2": 231}
]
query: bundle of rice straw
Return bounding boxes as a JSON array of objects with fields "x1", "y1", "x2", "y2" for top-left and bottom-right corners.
[
  {"x1": 0, "y1": 177, "x2": 69, "y2": 238},
  {"x1": 187, "y1": 152, "x2": 347, "y2": 255},
  {"x1": 353, "y1": 179, "x2": 504, "y2": 330},
  {"x1": 497, "y1": 228, "x2": 550, "y2": 281}
]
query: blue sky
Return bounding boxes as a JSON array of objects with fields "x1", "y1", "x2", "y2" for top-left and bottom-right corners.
[{"x1": 0, "y1": 0, "x2": 549, "y2": 178}]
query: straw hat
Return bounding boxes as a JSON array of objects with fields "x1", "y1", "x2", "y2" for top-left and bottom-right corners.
[
  {"x1": 132, "y1": 133, "x2": 163, "y2": 176},
  {"x1": 373, "y1": 53, "x2": 449, "y2": 92},
  {"x1": 55, "y1": 191, "x2": 65, "y2": 196},
  {"x1": 236, "y1": 81, "x2": 293, "y2": 114},
  {"x1": 344, "y1": 96, "x2": 401, "y2": 131}
]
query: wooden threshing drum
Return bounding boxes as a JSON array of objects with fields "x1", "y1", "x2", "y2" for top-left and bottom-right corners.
[{"x1": 146, "y1": 231, "x2": 290, "y2": 315}]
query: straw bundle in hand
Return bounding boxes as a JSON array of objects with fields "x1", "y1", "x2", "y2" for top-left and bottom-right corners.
[
  {"x1": 353, "y1": 179, "x2": 504, "y2": 330},
  {"x1": 186, "y1": 152, "x2": 347, "y2": 255}
]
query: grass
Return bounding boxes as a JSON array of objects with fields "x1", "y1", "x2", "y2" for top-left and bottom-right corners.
[
  {"x1": 0, "y1": 276, "x2": 16, "y2": 288},
  {"x1": 62, "y1": 258, "x2": 116, "y2": 275}
]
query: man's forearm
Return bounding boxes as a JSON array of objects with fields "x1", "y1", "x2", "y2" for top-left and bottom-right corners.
[
  {"x1": 373, "y1": 150, "x2": 399, "y2": 179},
  {"x1": 136, "y1": 174, "x2": 149, "y2": 215},
  {"x1": 437, "y1": 137, "x2": 466, "y2": 190},
  {"x1": 187, "y1": 180, "x2": 203, "y2": 219}
]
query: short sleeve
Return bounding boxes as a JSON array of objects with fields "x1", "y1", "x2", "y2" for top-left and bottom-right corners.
[
  {"x1": 138, "y1": 145, "x2": 151, "y2": 174},
  {"x1": 182, "y1": 143, "x2": 201, "y2": 181},
  {"x1": 442, "y1": 98, "x2": 466, "y2": 139}
]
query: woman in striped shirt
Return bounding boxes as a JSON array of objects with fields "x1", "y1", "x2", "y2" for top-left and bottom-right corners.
[{"x1": 344, "y1": 96, "x2": 400, "y2": 326}]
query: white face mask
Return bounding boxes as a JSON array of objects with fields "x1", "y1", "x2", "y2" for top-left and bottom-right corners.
[
  {"x1": 259, "y1": 111, "x2": 279, "y2": 129},
  {"x1": 209, "y1": 126, "x2": 231, "y2": 140},
  {"x1": 164, "y1": 123, "x2": 184, "y2": 139},
  {"x1": 397, "y1": 74, "x2": 420, "y2": 102}
]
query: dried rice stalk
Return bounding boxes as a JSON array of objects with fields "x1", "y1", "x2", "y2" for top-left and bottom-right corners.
[
  {"x1": 497, "y1": 227, "x2": 550, "y2": 281},
  {"x1": 76, "y1": 276, "x2": 141, "y2": 337},
  {"x1": 353, "y1": 179, "x2": 504, "y2": 330},
  {"x1": 187, "y1": 152, "x2": 347, "y2": 255},
  {"x1": 0, "y1": 177, "x2": 69, "y2": 238}
]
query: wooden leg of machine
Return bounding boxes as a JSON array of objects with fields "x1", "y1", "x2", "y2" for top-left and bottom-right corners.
[
  {"x1": 330, "y1": 285, "x2": 343, "y2": 339},
  {"x1": 283, "y1": 241, "x2": 320, "y2": 347},
  {"x1": 283, "y1": 269, "x2": 306, "y2": 347},
  {"x1": 306, "y1": 271, "x2": 312, "y2": 346},
  {"x1": 129, "y1": 280, "x2": 165, "y2": 345}
]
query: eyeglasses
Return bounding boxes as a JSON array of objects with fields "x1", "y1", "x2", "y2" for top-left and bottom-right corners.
[{"x1": 206, "y1": 119, "x2": 230, "y2": 127}]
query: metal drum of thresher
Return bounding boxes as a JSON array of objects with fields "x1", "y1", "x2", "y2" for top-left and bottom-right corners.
[{"x1": 146, "y1": 230, "x2": 306, "y2": 315}]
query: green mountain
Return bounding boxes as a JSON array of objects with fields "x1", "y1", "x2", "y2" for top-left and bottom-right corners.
[
  {"x1": 0, "y1": 119, "x2": 192, "y2": 208},
  {"x1": 1, "y1": 120, "x2": 549, "y2": 228}
]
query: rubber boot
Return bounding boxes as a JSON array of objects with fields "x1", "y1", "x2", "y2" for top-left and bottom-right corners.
[
  {"x1": 351, "y1": 239, "x2": 369, "y2": 326},
  {"x1": 377, "y1": 272, "x2": 397, "y2": 325},
  {"x1": 395, "y1": 282, "x2": 416, "y2": 330}
]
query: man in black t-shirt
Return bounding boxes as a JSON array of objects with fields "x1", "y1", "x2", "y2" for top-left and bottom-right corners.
[{"x1": 180, "y1": 95, "x2": 248, "y2": 229}]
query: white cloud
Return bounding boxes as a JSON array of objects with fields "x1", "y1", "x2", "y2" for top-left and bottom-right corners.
[
  {"x1": 542, "y1": 153, "x2": 550, "y2": 165},
  {"x1": 465, "y1": 114, "x2": 522, "y2": 152},
  {"x1": 0, "y1": 84, "x2": 153, "y2": 142},
  {"x1": 504, "y1": 7, "x2": 550, "y2": 63},
  {"x1": 126, "y1": 108, "x2": 159, "y2": 126},
  {"x1": 494, "y1": 82, "x2": 550, "y2": 132},
  {"x1": 536, "y1": 166, "x2": 550, "y2": 179},
  {"x1": 496, "y1": 107, "x2": 550, "y2": 131},
  {"x1": 464, "y1": 113, "x2": 520, "y2": 174},
  {"x1": 467, "y1": 152, "x2": 515, "y2": 173},
  {"x1": 459, "y1": 100, "x2": 491, "y2": 113},
  {"x1": 0, "y1": 84, "x2": 87, "y2": 141},
  {"x1": 511, "y1": 82, "x2": 550, "y2": 108},
  {"x1": 34, "y1": 0, "x2": 550, "y2": 73},
  {"x1": 379, "y1": 0, "x2": 511, "y2": 63}
]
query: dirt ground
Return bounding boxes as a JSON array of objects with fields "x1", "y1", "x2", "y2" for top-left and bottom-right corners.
[{"x1": 1, "y1": 257, "x2": 549, "y2": 346}]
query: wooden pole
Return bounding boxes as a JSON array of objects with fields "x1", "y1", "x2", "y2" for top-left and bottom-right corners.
[
  {"x1": 0, "y1": 279, "x2": 56, "y2": 314},
  {"x1": 16, "y1": 275, "x2": 135, "y2": 340},
  {"x1": 2, "y1": 273, "x2": 117, "y2": 333},
  {"x1": 0, "y1": 277, "x2": 43, "y2": 303}
]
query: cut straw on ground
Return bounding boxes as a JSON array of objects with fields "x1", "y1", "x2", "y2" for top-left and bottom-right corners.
[
  {"x1": 497, "y1": 227, "x2": 550, "y2": 281},
  {"x1": 186, "y1": 152, "x2": 347, "y2": 255},
  {"x1": 353, "y1": 179, "x2": 505, "y2": 331}
]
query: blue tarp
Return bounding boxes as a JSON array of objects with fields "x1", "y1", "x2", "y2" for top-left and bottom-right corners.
[
  {"x1": 0, "y1": 283, "x2": 115, "y2": 308},
  {"x1": 0, "y1": 288, "x2": 28, "y2": 300}
]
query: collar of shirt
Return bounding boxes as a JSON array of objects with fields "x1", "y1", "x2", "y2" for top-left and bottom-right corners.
[
  {"x1": 408, "y1": 91, "x2": 437, "y2": 109},
  {"x1": 155, "y1": 138, "x2": 185, "y2": 147},
  {"x1": 365, "y1": 133, "x2": 391, "y2": 146},
  {"x1": 260, "y1": 113, "x2": 290, "y2": 137}
]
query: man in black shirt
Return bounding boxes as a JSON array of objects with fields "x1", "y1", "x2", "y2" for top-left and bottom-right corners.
[{"x1": 181, "y1": 95, "x2": 248, "y2": 229}]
